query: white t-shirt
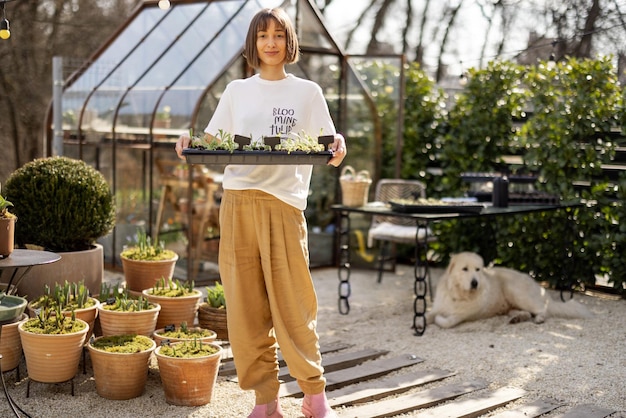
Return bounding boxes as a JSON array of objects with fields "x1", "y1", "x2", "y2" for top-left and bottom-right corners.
[{"x1": 204, "y1": 74, "x2": 336, "y2": 210}]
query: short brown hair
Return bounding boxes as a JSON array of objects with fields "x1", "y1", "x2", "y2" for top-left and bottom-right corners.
[{"x1": 243, "y1": 8, "x2": 300, "y2": 69}]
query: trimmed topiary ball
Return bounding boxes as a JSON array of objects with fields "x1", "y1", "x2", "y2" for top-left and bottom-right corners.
[{"x1": 4, "y1": 156, "x2": 115, "y2": 252}]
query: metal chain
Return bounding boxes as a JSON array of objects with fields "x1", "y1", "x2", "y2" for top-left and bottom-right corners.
[
  {"x1": 412, "y1": 222, "x2": 428, "y2": 336},
  {"x1": 337, "y1": 212, "x2": 351, "y2": 314}
]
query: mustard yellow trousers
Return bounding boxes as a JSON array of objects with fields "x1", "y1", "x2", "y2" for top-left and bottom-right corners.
[{"x1": 218, "y1": 189, "x2": 326, "y2": 404}]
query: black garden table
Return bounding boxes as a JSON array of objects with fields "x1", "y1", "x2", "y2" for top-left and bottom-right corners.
[{"x1": 331, "y1": 201, "x2": 583, "y2": 336}]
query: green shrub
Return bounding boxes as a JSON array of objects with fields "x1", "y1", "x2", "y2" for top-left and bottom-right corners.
[{"x1": 4, "y1": 156, "x2": 115, "y2": 252}]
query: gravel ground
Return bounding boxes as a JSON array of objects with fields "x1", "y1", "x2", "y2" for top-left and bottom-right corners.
[{"x1": 0, "y1": 265, "x2": 624, "y2": 417}]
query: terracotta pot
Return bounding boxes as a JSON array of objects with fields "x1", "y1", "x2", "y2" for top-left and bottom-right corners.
[
  {"x1": 121, "y1": 254, "x2": 179, "y2": 292},
  {"x1": 18, "y1": 318, "x2": 89, "y2": 383},
  {"x1": 0, "y1": 313, "x2": 28, "y2": 372},
  {"x1": 155, "y1": 342, "x2": 222, "y2": 406},
  {"x1": 0, "y1": 216, "x2": 16, "y2": 258},
  {"x1": 142, "y1": 289, "x2": 202, "y2": 329},
  {"x1": 152, "y1": 326, "x2": 217, "y2": 347},
  {"x1": 198, "y1": 303, "x2": 228, "y2": 340},
  {"x1": 17, "y1": 244, "x2": 104, "y2": 301},
  {"x1": 97, "y1": 303, "x2": 161, "y2": 337},
  {"x1": 87, "y1": 335, "x2": 156, "y2": 400}
]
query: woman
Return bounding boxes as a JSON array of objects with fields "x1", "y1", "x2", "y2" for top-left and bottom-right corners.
[{"x1": 175, "y1": 8, "x2": 346, "y2": 418}]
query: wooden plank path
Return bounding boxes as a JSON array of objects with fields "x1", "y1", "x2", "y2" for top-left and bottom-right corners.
[
  {"x1": 337, "y1": 379, "x2": 489, "y2": 418},
  {"x1": 280, "y1": 353, "x2": 425, "y2": 397},
  {"x1": 328, "y1": 368, "x2": 457, "y2": 407},
  {"x1": 218, "y1": 341, "x2": 619, "y2": 417}
]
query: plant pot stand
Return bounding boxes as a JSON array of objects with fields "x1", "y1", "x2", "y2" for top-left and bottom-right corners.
[{"x1": 26, "y1": 377, "x2": 76, "y2": 397}]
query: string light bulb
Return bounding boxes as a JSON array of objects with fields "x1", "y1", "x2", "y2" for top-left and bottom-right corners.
[
  {"x1": 158, "y1": 0, "x2": 170, "y2": 10},
  {"x1": 0, "y1": 2, "x2": 10, "y2": 40},
  {"x1": 0, "y1": 18, "x2": 9, "y2": 40}
]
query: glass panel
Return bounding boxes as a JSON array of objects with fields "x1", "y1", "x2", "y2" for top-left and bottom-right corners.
[
  {"x1": 63, "y1": 8, "x2": 160, "y2": 95},
  {"x1": 297, "y1": 0, "x2": 338, "y2": 52},
  {"x1": 134, "y1": 2, "x2": 212, "y2": 89},
  {"x1": 80, "y1": 88, "x2": 126, "y2": 141},
  {"x1": 61, "y1": 7, "x2": 163, "y2": 139}
]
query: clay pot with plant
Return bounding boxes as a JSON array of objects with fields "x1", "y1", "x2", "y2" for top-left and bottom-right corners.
[
  {"x1": 3, "y1": 156, "x2": 115, "y2": 299},
  {"x1": 97, "y1": 291, "x2": 161, "y2": 337},
  {"x1": 0, "y1": 183, "x2": 17, "y2": 258},
  {"x1": 87, "y1": 334, "x2": 156, "y2": 400},
  {"x1": 18, "y1": 306, "x2": 89, "y2": 384},
  {"x1": 142, "y1": 277, "x2": 202, "y2": 329},
  {"x1": 198, "y1": 281, "x2": 228, "y2": 340},
  {"x1": 120, "y1": 228, "x2": 178, "y2": 293},
  {"x1": 154, "y1": 339, "x2": 223, "y2": 406},
  {"x1": 28, "y1": 281, "x2": 100, "y2": 341}
]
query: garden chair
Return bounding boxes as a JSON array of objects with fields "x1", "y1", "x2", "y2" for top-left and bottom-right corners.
[{"x1": 367, "y1": 179, "x2": 434, "y2": 287}]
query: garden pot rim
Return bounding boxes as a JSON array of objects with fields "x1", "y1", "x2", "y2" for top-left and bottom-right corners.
[
  {"x1": 97, "y1": 302, "x2": 161, "y2": 313},
  {"x1": 141, "y1": 288, "x2": 203, "y2": 299},
  {"x1": 154, "y1": 341, "x2": 222, "y2": 359},
  {"x1": 87, "y1": 335, "x2": 157, "y2": 354},
  {"x1": 18, "y1": 317, "x2": 89, "y2": 336},
  {"x1": 120, "y1": 252, "x2": 179, "y2": 263}
]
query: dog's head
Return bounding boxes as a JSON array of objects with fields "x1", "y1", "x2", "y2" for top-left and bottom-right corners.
[{"x1": 443, "y1": 252, "x2": 486, "y2": 300}]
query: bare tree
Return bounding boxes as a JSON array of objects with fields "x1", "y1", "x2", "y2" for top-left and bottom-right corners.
[
  {"x1": 435, "y1": 1, "x2": 465, "y2": 82},
  {"x1": 414, "y1": 0, "x2": 432, "y2": 64},
  {"x1": 0, "y1": 0, "x2": 135, "y2": 181}
]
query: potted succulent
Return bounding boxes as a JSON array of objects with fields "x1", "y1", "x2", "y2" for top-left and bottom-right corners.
[
  {"x1": 120, "y1": 228, "x2": 178, "y2": 293},
  {"x1": 0, "y1": 183, "x2": 17, "y2": 258},
  {"x1": 142, "y1": 277, "x2": 202, "y2": 329},
  {"x1": 3, "y1": 156, "x2": 115, "y2": 299},
  {"x1": 27, "y1": 281, "x2": 100, "y2": 341},
  {"x1": 18, "y1": 306, "x2": 89, "y2": 384},
  {"x1": 97, "y1": 291, "x2": 161, "y2": 337},
  {"x1": 153, "y1": 321, "x2": 217, "y2": 347},
  {"x1": 198, "y1": 282, "x2": 228, "y2": 340},
  {"x1": 87, "y1": 334, "x2": 156, "y2": 400},
  {"x1": 154, "y1": 339, "x2": 222, "y2": 406}
]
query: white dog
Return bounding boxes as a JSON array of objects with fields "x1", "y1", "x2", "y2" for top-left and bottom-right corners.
[{"x1": 426, "y1": 252, "x2": 592, "y2": 328}]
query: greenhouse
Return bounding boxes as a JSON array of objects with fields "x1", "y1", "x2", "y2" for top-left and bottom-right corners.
[{"x1": 46, "y1": 0, "x2": 404, "y2": 280}]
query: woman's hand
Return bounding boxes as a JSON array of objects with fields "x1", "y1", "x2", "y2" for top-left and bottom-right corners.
[
  {"x1": 175, "y1": 133, "x2": 191, "y2": 160},
  {"x1": 328, "y1": 133, "x2": 347, "y2": 167}
]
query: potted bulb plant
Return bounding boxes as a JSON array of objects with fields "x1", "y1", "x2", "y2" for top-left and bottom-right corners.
[
  {"x1": 154, "y1": 338, "x2": 222, "y2": 406},
  {"x1": 18, "y1": 306, "x2": 89, "y2": 384},
  {"x1": 142, "y1": 277, "x2": 202, "y2": 329},
  {"x1": 87, "y1": 334, "x2": 156, "y2": 400},
  {"x1": 120, "y1": 228, "x2": 178, "y2": 293},
  {"x1": 0, "y1": 183, "x2": 17, "y2": 258},
  {"x1": 3, "y1": 156, "x2": 115, "y2": 299},
  {"x1": 27, "y1": 281, "x2": 100, "y2": 341}
]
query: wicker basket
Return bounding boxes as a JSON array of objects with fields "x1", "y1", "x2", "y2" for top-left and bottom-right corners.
[
  {"x1": 198, "y1": 303, "x2": 228, "y2": 341},
  {"x1": 339, "y1": 166, "x2": 372, "y2": 207}
]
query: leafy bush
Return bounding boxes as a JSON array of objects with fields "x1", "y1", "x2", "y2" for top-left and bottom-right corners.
[
  {"x1": 420, "y1": 57, "x2": 625, "y2": 293},
  {"x1": 4, "y1": 156, "x2": 115, "y2": 252}
]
